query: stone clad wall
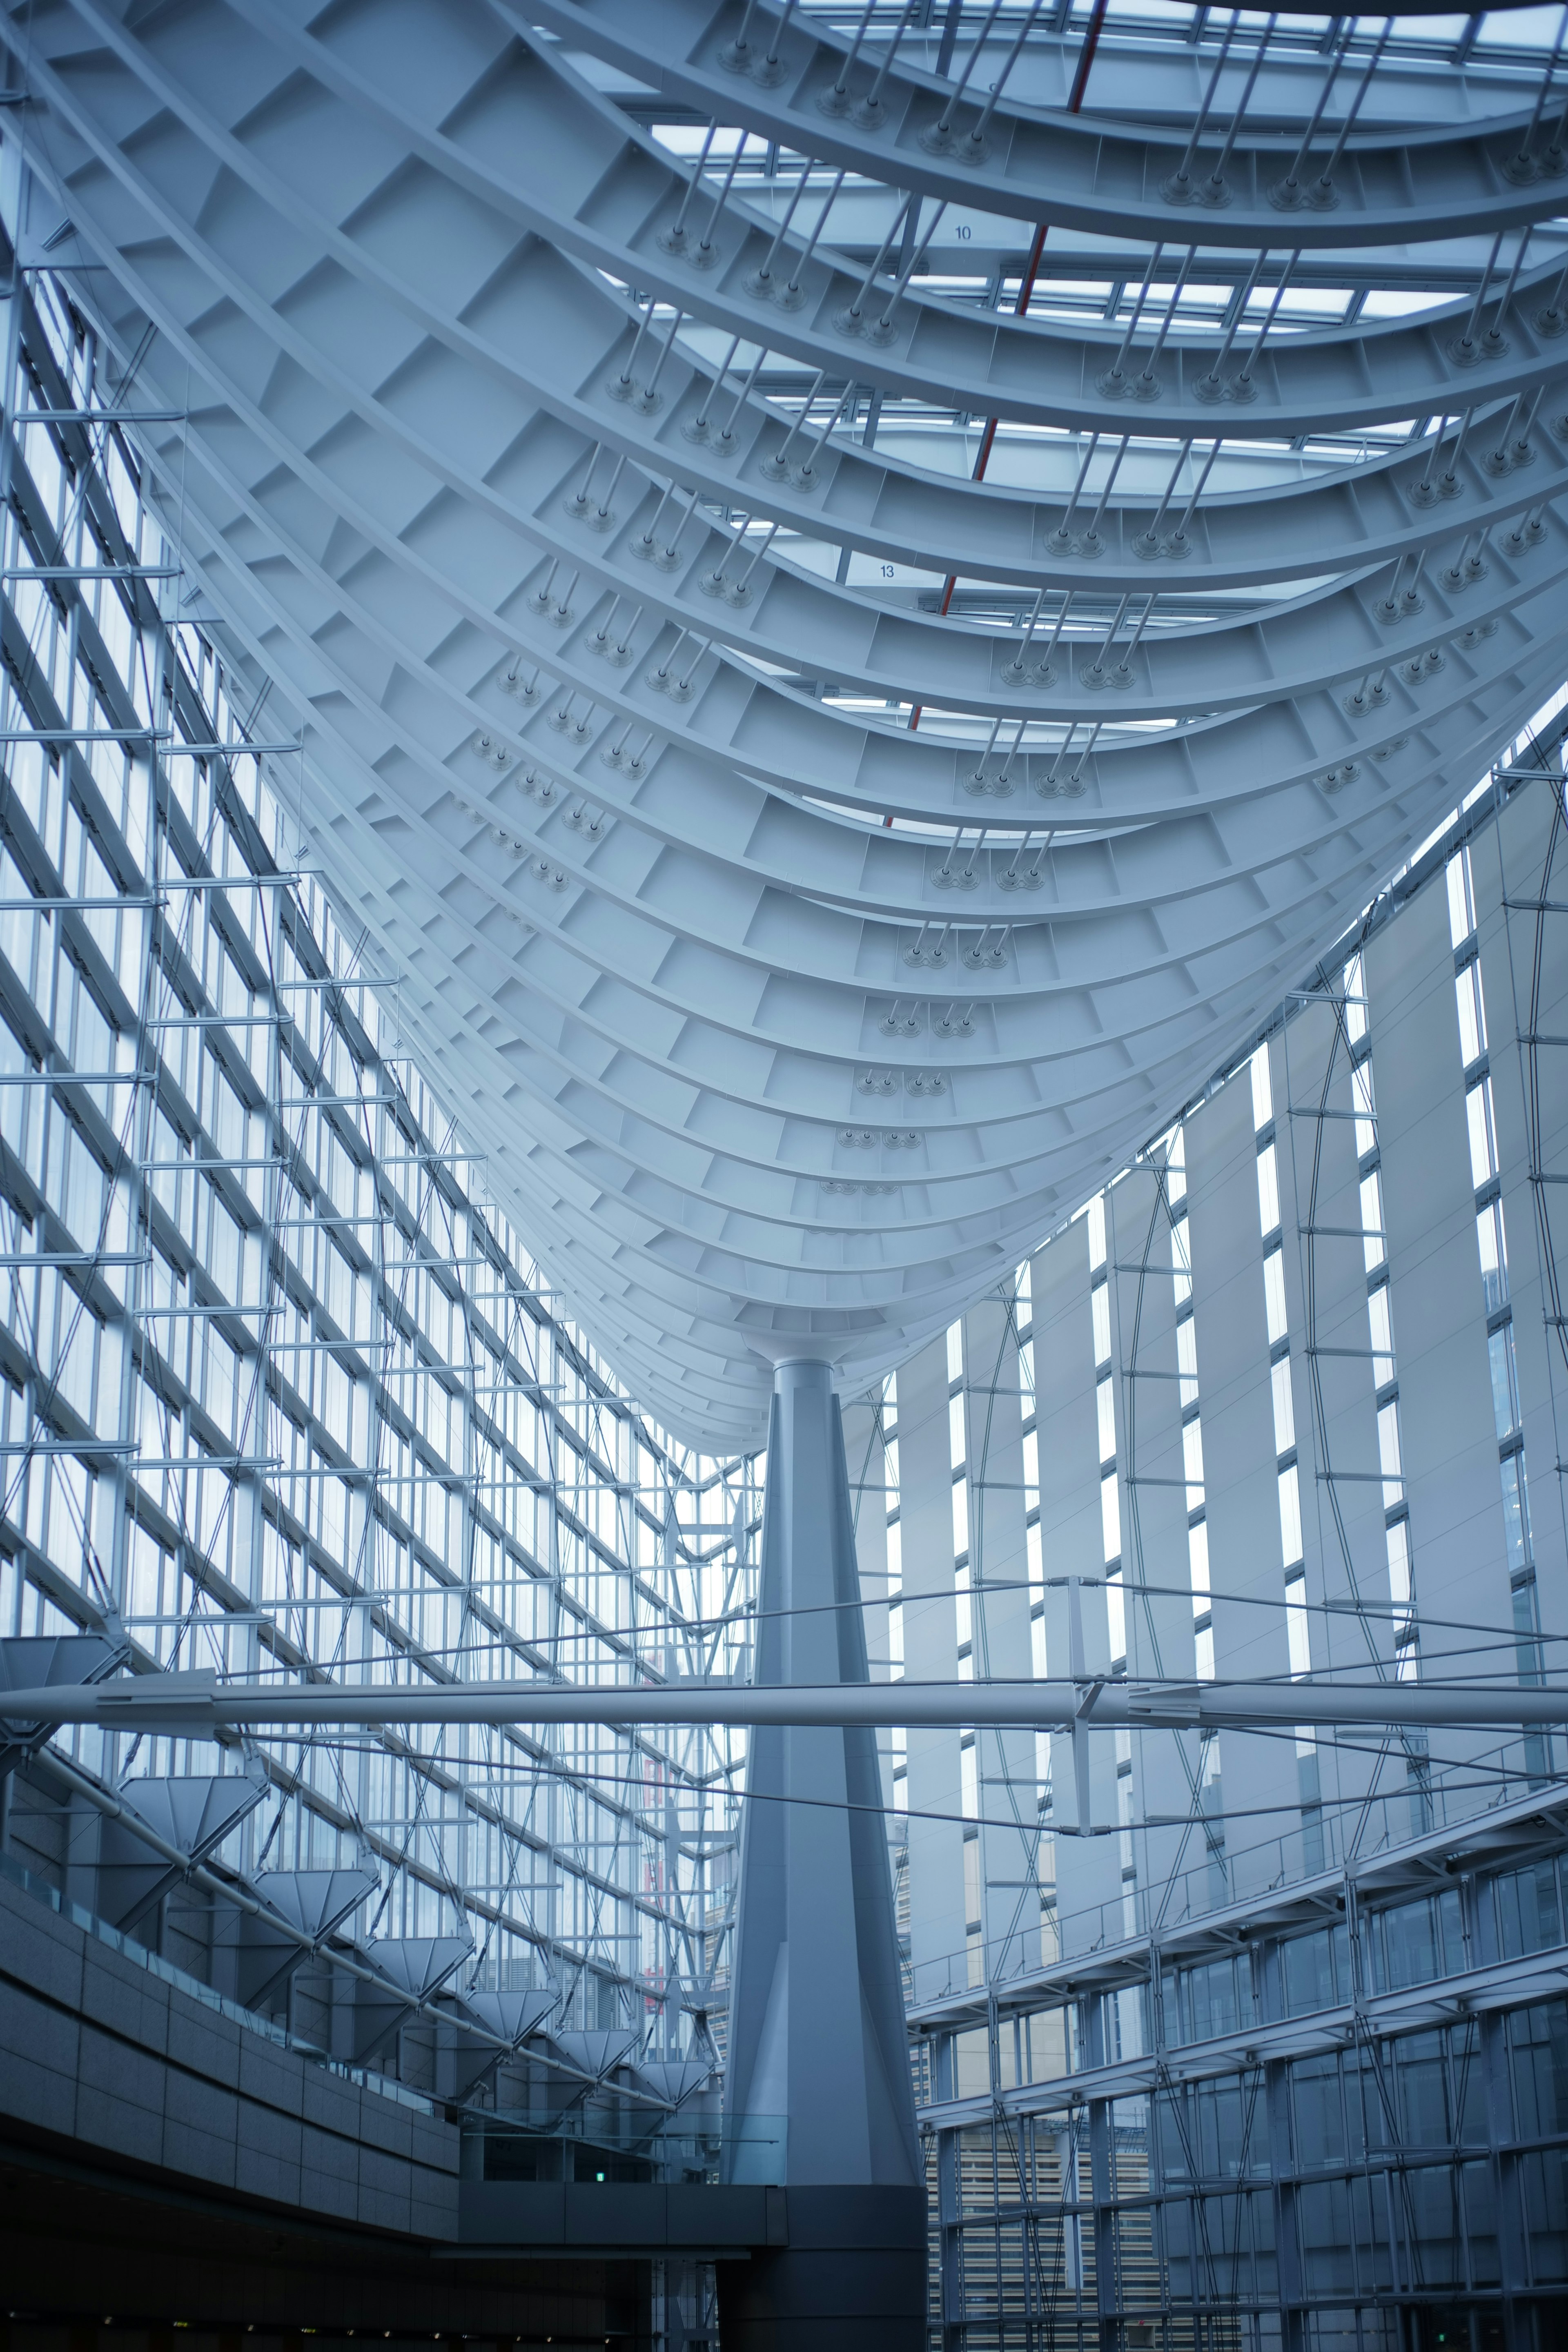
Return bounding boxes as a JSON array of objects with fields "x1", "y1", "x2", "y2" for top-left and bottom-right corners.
[{"x1": 0, "y1": 1865, "x2": 459, "y2": 2236}]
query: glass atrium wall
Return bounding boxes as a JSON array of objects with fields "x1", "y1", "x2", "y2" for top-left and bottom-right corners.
[
  {"x1": 882, "y1": 719, "x2": 1568, "y2": 2345},
  {"x1": 0, "y1": 258, "x2": 751, "y2": 2047},
  {"x1": 5, "y1": 209, "x2": 1568, "y2": 2352}
]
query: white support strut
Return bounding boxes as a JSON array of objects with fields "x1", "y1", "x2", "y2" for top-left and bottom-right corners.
[{"x1": 8, "y1": 1671, "x2": 1568, "y2": 1734}]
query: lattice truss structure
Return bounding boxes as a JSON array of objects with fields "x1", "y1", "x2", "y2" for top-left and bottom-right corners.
[
  {"x1": 8, "y1": 0, "x2": 1568, "y2": 1446},
  {"x1": 0, "y1": 262, "x2": 755, "y2": 2068}
]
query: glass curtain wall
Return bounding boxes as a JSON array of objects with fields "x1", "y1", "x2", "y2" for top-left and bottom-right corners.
[
  {"x1": 7, "y1": 207, "x2": 1568, "y2": 2352},
  {"x1": 891, "y1": 710, "x2": 1568, "y2": 2348},
  {"x1": 0, "y1": 258, "x2": 751, "y2": 2040}
]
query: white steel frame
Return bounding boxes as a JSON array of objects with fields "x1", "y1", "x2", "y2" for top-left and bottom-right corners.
[{"x1": 8, "y1": 0, "x2": 1568, "y2": 1443}]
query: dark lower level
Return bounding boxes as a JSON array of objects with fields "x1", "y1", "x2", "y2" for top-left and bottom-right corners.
[{"x1": 0, "y1": 2116, "x2": 652, "y2": 2346}]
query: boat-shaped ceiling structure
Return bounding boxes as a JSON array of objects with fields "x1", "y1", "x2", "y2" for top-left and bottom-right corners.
[{"x1": 11, "y1": 0, "x2": 1568, "y2": 1443}]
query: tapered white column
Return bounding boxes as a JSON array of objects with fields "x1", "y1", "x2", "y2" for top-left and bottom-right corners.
[{"x1": 720, "y1": 1359, "x2": 925, "y2": 2349}]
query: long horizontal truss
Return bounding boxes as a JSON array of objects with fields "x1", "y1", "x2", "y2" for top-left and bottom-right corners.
[
  {"x1": 18, "y1": 1664, "x2": 1568, "y2": 1737},
  {"x1": 10, "y1": 0, "x2": 1568, "y2": 1443}
]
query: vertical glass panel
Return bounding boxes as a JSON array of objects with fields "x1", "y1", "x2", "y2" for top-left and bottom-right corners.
[
  {"x1": 1477, "y1": 1196, "x2": 1510, "y2": 1313},
  {"x1": 1171, "y1": 1214, "x2": 1192, "y2": 1308},
  {"x1": 1500, "y1": 1452, "x2": 1532, "y2": 1577},
  {"x1": 1250, "y1": 1043, "x2": 1273, "y2": 1130},
  {"x1": 1446, "y1": 846, "x2": 1477, "y2": 947},
  {"x1": 1183, "y1": 1415, "x2": 1205, "y2": 1497},
  {"x1": 1455, "y1": 959, "x2": 1487, "y2": 1065},
  {"x1": 1488, "y1": 1322, "x2": 1520, "y2": 1439},
  {"x1": 1166, "y1": 1126, "x2": 1187, "y2": 1208},
  {"x1": 1351, "y1": 1058, "x2": 1377, "y2": 1158},
  {"x1": 1368, "y1": 1281, "x2": 1394, "y2": 1387},
  {"x1": 1097, "y1": 1374, "x2": 1116, "y2": 1464},
  {"x1": 1101, "y1": 1471, "x2": 1121, "y2": 1564},
  {"x1": 1263, "y1": 1250, "x2": 1288, "y2": 1345},
  {"x1": 1285, "y1": 1570, "x2": 1311, "y2": 1675},
  {"x1": 1092, "y1": 1281, "x2": 1111, "y2": 1366},
  {"x1": 1466, "y1": 1079, "x2": 1498, "y2": 1188},
  {"x1": 1361, "y1": 1169, "x2": 1386, "y2": 1272},
  {"x1": 1278, "y1": 1464, "x2": 1303, "y2": 1568},
  {"x1": 1386, "y1": 1519, "x2": 1416, "y2": 1675},
  {"x1": 1270, "y1": 1356, "x2": 1296, "y2": 1455},
  {"x1": 1107, "y1": 1568, "x2": 1125, "y2": 1662},
  {"x1": 1177, "y1": 1314, "x2": 1198, "y2": 1408}
]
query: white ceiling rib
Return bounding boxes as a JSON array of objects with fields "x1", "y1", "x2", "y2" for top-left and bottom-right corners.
[{"x1": 12, "y1": 0, "x2": 1568, "y2": 1444}]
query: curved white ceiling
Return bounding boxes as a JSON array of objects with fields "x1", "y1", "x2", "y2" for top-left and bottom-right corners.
[{"x1": 12, "y1": 0, "x2": 1568, "y2": 1446}]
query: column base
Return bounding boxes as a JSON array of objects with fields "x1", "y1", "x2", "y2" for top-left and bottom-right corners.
[{"x1": 715, "y1": 2185, "x2": 927, "y2": 2352}]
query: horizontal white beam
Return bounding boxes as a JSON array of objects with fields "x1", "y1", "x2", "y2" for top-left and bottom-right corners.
[{"x1": 5, "y1": 1671, "x2": 1568, "y2": 1734}]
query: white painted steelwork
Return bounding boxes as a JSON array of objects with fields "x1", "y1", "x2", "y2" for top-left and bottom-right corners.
[
  {"x1": 12, "y1": 0, "x2": 1568, "y2": 1445},
  {"x1": 14, "y1": 1667, "x2": 1568, "y2": 1735}
]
